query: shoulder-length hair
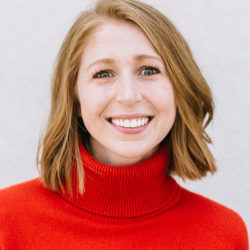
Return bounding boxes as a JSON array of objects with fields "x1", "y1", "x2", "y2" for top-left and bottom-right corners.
[{"x1": 37, "y1": 0, "x2": 216, "y2": 195}]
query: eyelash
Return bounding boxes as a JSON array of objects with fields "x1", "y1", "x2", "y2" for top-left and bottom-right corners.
[
  {"x1": 141, "y1": 65, "x2": 161, "y2": 76},
  {"x1": 93, "y1": 65, "x2": 161, "y2": 79}
]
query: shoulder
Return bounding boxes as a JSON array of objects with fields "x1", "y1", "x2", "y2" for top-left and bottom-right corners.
[
  {"x1": 180, "y1": 186, "x2": 246, "y2": 220},
  {"x1": 0, "y1": 178, "x2": 66, "y2": 245},
  {"x1": 0, "y1": 178, "x2": 57, "y2": 221},
  {"x1": 0, "y1": 178, "x2": 45, "y2": 204},
  {"x1": 179, "y1": 186, "x2": 249, "y2": 247}
]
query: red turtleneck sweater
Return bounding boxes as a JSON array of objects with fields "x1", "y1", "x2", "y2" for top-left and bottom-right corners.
[{"x1": 0, "y1": 139, "x2": 248, "y2": 249}]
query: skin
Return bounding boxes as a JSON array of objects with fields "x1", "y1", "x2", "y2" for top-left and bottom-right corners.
[{"x1": 76, "y1": 19, "x2": 176, "y2": 166}]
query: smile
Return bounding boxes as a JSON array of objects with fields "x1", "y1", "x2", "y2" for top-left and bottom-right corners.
[
  {"x1": 111, "y1": 117, "x2": 150, "y2": 128},
  {"x1": 107, "y1": 116, "x2": 153, "y2": 134}
]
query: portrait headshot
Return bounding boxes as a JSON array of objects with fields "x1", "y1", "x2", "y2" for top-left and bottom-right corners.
[{"x1": 0, "y1": 0, "x2": 249, "y2": 249}]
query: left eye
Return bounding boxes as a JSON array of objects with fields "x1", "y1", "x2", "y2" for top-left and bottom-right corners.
[{"x1": 141, "y1": 66, "x2": 160, "y2": 76}]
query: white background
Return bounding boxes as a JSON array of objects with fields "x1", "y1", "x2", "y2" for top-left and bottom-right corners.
[{"x1": 0, "y1": 0, "x2": 249, "y2": 235}]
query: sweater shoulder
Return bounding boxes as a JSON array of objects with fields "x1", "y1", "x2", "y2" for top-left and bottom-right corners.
[
  {"x1": 179, "y1": 187, "x2": 249, "y2": 248},
  {"x1": 180, "y1": 187, "x2": 246, "y2": 219},
  {"x1": 0, "y1": 178, "x2": 44, "y2": 201},
  {"x1": 0, "y1": 178, "x2": 53, "y2": 218}
]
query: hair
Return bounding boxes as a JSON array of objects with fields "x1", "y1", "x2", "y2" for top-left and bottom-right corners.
[{"x1": 36, "y1": 0, "x2": 217, "y2": 195}]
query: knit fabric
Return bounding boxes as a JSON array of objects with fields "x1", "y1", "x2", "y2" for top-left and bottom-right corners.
[{"x1": 0, "y1": 138, "x2": 249, "y2": 249}]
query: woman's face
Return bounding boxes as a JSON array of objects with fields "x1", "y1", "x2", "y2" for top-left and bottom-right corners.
[{"x1": 76, "y1": 20, "x2": 176, "y2": 166}]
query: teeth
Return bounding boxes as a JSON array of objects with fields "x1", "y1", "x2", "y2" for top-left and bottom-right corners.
[{"x1": 111, "y1": 117, "x2": 150, "y2": 128}]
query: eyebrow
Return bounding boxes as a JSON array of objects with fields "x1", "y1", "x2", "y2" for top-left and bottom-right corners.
[{"x1": 86, "y1": 54, "x2": 163, "y2": 71}]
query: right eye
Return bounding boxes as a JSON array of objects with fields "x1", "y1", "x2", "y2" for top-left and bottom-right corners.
[{"x1": 93, "y1": 70, "x2": 112, "y2": 79}]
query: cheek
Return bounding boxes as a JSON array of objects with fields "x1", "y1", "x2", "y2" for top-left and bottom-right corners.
[
  {"x1": 149, "y1": 83, "x2": 176, "y2": 114},
  {"x1": 78, "y1": 86, "x2": 110, "y2": 121},
  {"x1": 156, "y1": 90, "x2": 176, "y2": 136}
]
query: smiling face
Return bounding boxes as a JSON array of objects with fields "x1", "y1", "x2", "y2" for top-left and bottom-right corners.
[{"x1": 76, "y1": 19, "x2": 176, "y2": 166}]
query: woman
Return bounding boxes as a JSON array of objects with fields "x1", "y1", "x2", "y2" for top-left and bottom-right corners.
[{"x1": 0, "y1": 0, "x2": 248, "y2": 249}]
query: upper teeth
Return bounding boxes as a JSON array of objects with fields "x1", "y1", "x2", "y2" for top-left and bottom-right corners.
[{"x1": 111, "y1": 117, "x2": 150, "y2": 128}]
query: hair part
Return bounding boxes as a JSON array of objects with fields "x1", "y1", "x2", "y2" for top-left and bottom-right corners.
[{"x1": 37, "y1": 0, "x2": 216, "y2": 195}]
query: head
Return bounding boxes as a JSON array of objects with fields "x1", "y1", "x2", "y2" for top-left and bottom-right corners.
[
  {"x1": 76, "y1": 18, "x2": 176, "y2": 166},
  {"x1": 37, "y1": 0, "x2": 216, "y2": 194}
]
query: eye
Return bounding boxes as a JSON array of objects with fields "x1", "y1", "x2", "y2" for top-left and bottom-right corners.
[
  {"x1": 141, "y1": 66, "x2": 160, "y2": 76},
  {"x1": 93, "y1": 70, "x2": 112, "y2": 79}
]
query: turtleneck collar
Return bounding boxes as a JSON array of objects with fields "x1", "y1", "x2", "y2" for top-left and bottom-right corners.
[{"x1": 58, "y1": 137, "x2": 181, "y2": 220}]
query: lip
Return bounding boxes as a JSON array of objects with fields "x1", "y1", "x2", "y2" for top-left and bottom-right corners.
[{"x1": 109, "y1": 117, "x2": 153, "y2": 134}]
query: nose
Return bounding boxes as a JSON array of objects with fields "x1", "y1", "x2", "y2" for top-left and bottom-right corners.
[{"x1": 115, "y1": 74, "x2": 142, "y2": 104}]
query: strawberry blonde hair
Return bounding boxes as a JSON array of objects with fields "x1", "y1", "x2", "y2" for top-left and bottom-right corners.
[{"x1": 37, "y1": 0, "x2": 216, "y2": 195}]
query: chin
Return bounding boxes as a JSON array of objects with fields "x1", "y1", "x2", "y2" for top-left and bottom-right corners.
[{"x1": 112, "y1": 144, "x2": 156, "y2": 161}]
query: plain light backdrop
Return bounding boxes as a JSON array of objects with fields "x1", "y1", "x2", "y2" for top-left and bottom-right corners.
[{"x1": 0, "y1": 0, "x2": 249, "y2": 234}]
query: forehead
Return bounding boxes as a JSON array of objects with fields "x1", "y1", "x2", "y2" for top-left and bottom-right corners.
[{"x1": 81, "y1": 19, "x2": 160, "y2": 63}]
